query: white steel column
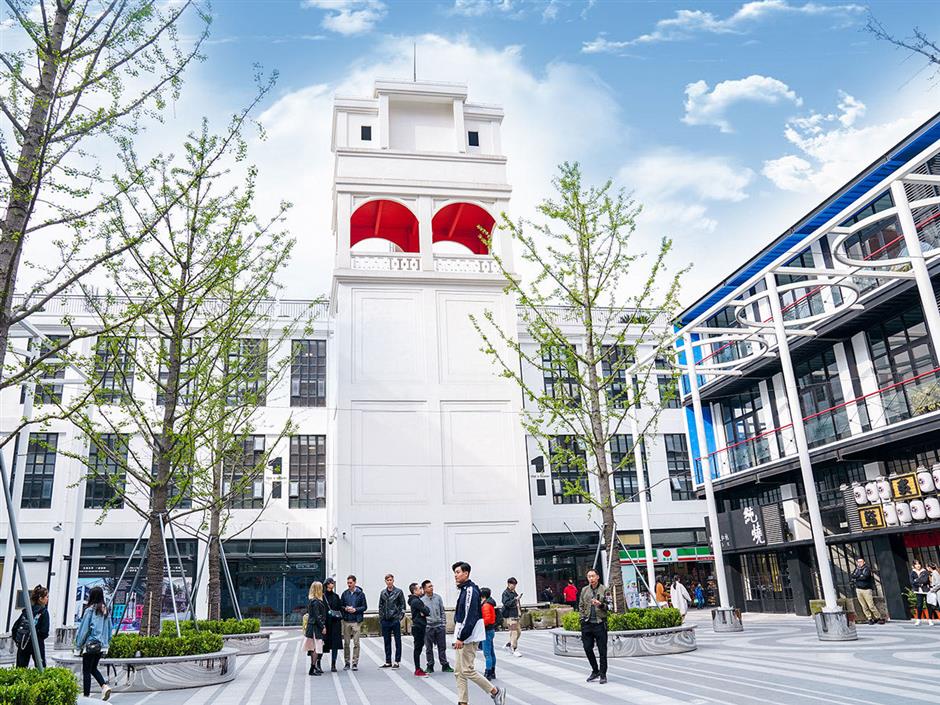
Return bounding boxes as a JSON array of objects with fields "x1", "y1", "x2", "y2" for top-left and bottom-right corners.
[
  {"x1": 629, "y1": 413, "x2": 656, "y2": 597},
  {"x1": 683, "y1": 334, "x2": 731, "y2": 610},
  {"x1": 764, "y1": 272, "x2": 840, "y2": 612},
  {"x1": 891, "y1": 180, "x2": 940, "y2": 359}
]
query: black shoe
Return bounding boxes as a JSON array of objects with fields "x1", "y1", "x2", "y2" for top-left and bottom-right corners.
[
  {"x1": 392, "y1": 662, "x2": 400, "y2": 669},
  {"x1": 380, "y1": 662, "x2": 392, "y2": 668},
  {"x1": 344, "y1": 663, "x2": 350, "y2": 671},
  {"x1": 868, "y1": 619, "x2": 876, "y2": 625},
  {"x1": 331, "y1": 665, "x2": 337, "y2": 672},
  {"x1": 426, "y1": 665, "x2": 434, "y2": 673},
  {"x1": 878, "y1": 619, "x2": 886, "y2": 625},
  {"x1": 599, "y1": 676, "x2": 607, "y2": 685},
  {"x1": 309, "y1": 665, "x2": 316, "y2": 676},
  {"x1": 352, "y1": 663, "x2": 358, "y2": 671},
  {"x1": 442, "y1": 664, "x2": 454, "y2": 673},
  {"x1": 587, "y1": 671, "x2": 600, "y2": 682}
]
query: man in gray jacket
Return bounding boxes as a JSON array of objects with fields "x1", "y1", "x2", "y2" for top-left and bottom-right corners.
[
  {"x1": 421, "y1": 579, "x2": 452, "y2": 673},
  {"x1": 378, "y1": 574, "x2": 406, "y2": 668}
]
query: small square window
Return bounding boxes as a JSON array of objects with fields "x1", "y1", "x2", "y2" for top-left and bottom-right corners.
[
  {"x1": 361, "y1": 125, "x2": 372, "y2": 141},
  {"x1": 468, "y1": 131, "x2": 480, "y2": 147},
  {"x1": 536, "y1": 479, "x2": 546, "y2": 496}
]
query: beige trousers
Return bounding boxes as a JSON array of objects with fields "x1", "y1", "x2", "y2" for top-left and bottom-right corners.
[
  {"x1": 856, "y1": 589, "x2": 879, "y2": 621},
  {"x1": 506, "y1": 618, "x2": 521, "y2": 650},
  {"x1": 455, "y1": 641, "x2": 493, "y2": 703},
  {"x1": 342, "y1": 622, "x2": 361, "y2": 665}
]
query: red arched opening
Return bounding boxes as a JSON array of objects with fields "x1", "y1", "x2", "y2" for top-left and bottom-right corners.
[
  {"x1": 431, "y1": 203, "x2": 495, "y2": 255},
  {"x1": 350, "y1": 200, "x2": 419, "y2": 252}
]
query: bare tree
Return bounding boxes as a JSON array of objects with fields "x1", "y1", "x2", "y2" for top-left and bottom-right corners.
[
  {"x1": 867, "y1": 13, "x2": 940, "y2": 74},
  {"x1": 473, "y1": 162, "x2": 687, "y2": 610}
]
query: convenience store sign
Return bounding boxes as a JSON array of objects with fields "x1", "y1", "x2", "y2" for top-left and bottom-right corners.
[{"x1": 619, "y1": 546, "x2": 714, "y2": 564}]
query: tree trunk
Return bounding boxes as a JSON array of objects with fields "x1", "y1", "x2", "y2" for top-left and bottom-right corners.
[
  {"x1": 143, "y1": 504, "x2": 167, "y2": 636},
  {"x1": 207, "y1": 507, "x2": 221, "y2": 620},
  {"x1": 0, "y1": 5, "x2": 70, "y2": 379}
]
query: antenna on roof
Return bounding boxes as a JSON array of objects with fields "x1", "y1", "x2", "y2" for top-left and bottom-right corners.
[{"x1": 413, "y1": 42, "x2": 417, "y2": 82}]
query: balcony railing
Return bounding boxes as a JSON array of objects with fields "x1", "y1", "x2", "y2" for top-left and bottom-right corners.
[{"x1": 350, "y1": 252, "x2": 421, "y2": 272}]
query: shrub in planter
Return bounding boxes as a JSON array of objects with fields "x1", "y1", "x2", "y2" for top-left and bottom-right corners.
[
  {"x1": 527, "y1": 609, "x2": 557, "y2": 628},
  {"x1": 162, "y1": 618, "x2": 261, "y2": 636},
  {"x1": 0, "y1": 667, "x2": 79, "y2": 705},
  {"x1": 561, "y1": 608, "x2": 683, "y2": 632},
  {"x1": 808, "y1": 598, "x2": 854, "y2": 616},
  {"x1": 108, "y1": 631, "x2": 224, "y2": 658}
]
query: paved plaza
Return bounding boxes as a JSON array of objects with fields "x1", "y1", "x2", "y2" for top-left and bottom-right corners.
[{"x1": 81, "y1": 612, "x2": 940, "y2": 705}]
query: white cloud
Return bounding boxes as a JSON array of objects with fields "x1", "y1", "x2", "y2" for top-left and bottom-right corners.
[
  {"x1": 762, "y1": 92, "x2": 927, "y2": 192},
  {"x1": 683, "y1": 75, "x2": 802, "y2": 133},
  {"x1": 582, "y1": 35, "x2": 632, "y2": 55},
  {"x1": 252, "y1": 34, "x2": 623, "y2": 297},
  {"x1": 302, "y1": 0, "x2": 386, "y2": 36},
  {"x1": 450, "y1": 0, "x2": 515, "y2": 17},
  {"x1": 619, "y1": 149, "x2": 754, "y2": 235},
  {"x1": 581, "y1": 1, "x2": 864, "y2": 52}
]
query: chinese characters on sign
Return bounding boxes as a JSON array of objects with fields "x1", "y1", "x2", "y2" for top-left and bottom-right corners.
[
  {"x1": 858, "y1": 505, "x2": 886, "y2": 530},
  {"x1": 714, "y1": 506, "x2": 768, "y2": 550}
]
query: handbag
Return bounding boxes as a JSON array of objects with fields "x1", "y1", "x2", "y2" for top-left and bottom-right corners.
[
  {"x1": 328, "y1": 609, "x2": 343, "y2": 620},
  {"x1": 84, "y1": 638, "x2": 102, "y2": 656}
]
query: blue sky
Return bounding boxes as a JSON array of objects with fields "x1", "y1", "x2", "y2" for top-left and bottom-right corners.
[{"x1": 87, "y1": 1, "x2": 940, "y2": 303}]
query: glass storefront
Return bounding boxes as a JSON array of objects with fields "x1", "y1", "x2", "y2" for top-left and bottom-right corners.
[
  {"x1": 741, "y1": 551, "x2": 794, "y2": 613},
  {"x1": 220, "y1": 539, "x2": 324, "y2": 626}
]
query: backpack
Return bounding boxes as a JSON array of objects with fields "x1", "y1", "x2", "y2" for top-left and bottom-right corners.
[{"x1": 12, "y1": 610, "x2": 33, "y2": 650}]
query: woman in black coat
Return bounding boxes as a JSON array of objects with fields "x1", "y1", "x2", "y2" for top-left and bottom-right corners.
[
  {"x1": 304, "y1": 582, "x2": 327, "y2": 676},
  {"x1": 323, "y1": 578, "x2": 344, "y2": 672},
  {"x1": 911, "y1": 560, "x2": 931, "y2": 625},
  {"x1": 14, "y1": 585, "x2": 50, "y2": 668}
]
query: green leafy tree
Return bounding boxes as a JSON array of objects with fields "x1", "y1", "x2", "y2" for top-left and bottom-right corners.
[
  {"x1": 473, "y1": 162, "x2": 687, "y2": 610},
  {"x1": 57, "y1": 114, "x2": 318, "y2": 634}
]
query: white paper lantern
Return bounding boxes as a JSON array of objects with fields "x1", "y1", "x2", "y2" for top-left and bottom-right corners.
[
  {"x1": 865, "y1": 481, "x2": 879, "y2": 503},
  {"x1": 897, "y1": 501, "x2": 913, "y2": 525},
  {"x1": 911, "y1": 499, "x2": 927, "y2": 521},
  {"x1": 884, "y1": 503, "x2": 899, "y2": 526},
  {"x1": 876, "y1": 477, "x2": 891, "y2": 501},
  {"x1": 852, "y1": 482, "x2": 867, "y2": 505},
  {"x1": 925, "y1": 497, "x2": 940, "y2": 520},
  {"x1": 917, "y1": 467, "x2": 936, "y2": 493},
  {"x1": 932, "y1": 463, "x2": 940, "y2": 489}
]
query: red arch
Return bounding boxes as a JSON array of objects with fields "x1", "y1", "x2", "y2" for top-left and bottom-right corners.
[
  {"x1": 350, "y1": 200, "x2": 419, "y2": 252},
  {"x1": 432, "y1": 203, "x2": 495, "y2": 255}
]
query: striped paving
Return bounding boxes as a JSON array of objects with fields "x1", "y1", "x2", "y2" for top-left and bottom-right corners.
[{"x1": 90, "y1": 612, "x2": 940, "y2": 705}]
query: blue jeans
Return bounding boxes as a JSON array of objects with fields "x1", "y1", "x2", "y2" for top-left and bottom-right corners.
[
  {"x1": 381, "y1": 620, "x2": 402, "y2": 663},
  {"x1": 482, "y1": 628, "x2": 496, "y2": 671}
]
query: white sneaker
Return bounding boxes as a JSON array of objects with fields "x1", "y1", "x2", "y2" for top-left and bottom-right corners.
[
  {"x1": 491, "y1": 686, "x2": 507, "y2": 705},
  {"x1": 101, "y1": 685, "x2": 112, "y2": 701},
  {"x1": 930, "y1": 620, "x2": 935, "y2": 626},
  {"x1": 913, "y1": 619, "x2": 921, "y2": 626},
  {"x1": 503, "y1": 643, "x2": 512, "y2": 653},
  {"x1": 513, "y1": 650, "x2": 522, "y2": 658}
]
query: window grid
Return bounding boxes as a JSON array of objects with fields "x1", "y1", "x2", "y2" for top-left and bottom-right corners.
[
  {"x1": 657, "y1": 375, "x2": 680, "y2": 409},
  {"x1": 600, "y1": 345, "x2": 633, "y2": 408},
  {"x1": 794, "y1": 348, "x2": 850, "y2": 448},
  {"x1": 290, "y1": 340, "x2": 326, "y2": 407},
  {"x1": 94, "y1": 337, "x2": 135, "y2": 404},
  {"x1": 21, "y1": 335, "x2": 68, "y2": 405},
  {"x1": 85, "y1": 434, "x2": 128, "y2": 509},
  {"x1": 22, "y1": 433, "x2": 57, "y2": 508},
  {"x1": 609, "y1": 434, "x2": 649, "y2": 503},
  {"x1": 720, "y1": 386, "x2": 770, "y2": 473},
  {"x1": 226, "y1": 339, "x2": 267, "y2": 406},
  {"x1": 289, "y1": 435, "x2": 326, "y2": 508},
  {"x1": 549, "y1": 436, "x2": 587, "y2": 505},
  {"x1": 542, "y1": 345, "x2": 580, "y2": 406},
  {"x1": 665, "y1": 434, "x2": 694, "y2": 501},
  {"x1": 225, "y1": 436, "x2": 265, "y2": 509}
]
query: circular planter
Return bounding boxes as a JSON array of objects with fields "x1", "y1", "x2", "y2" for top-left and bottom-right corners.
[
  {"x1": 222, "y1": 631, "x2": 269, "y2": 654},
  {"x1": 51, "y1": 647, "x2": 237, "y2": 692},
  {"x1": 551, "y1": 625, "x2": 696, "y2": 658},
  {"x1": 0, "y1": 633, "x2": 14, "y2": 664}
]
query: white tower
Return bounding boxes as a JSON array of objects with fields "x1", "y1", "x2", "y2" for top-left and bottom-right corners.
[{"x1": 326, "y1": 80, "x2": 536, "y2": 603}]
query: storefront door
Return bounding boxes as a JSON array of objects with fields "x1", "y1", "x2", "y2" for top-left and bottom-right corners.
[{"x1": 742, "y1": 551, "x2": 794, "y2": 613}]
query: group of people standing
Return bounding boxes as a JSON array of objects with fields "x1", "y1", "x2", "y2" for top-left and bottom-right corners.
[
  {"x1": 909, "y1": 559, "x2": 940, "y2": 625},
  {"x1": 304, "y1": 564, "x2": 517, "y2": 704}
]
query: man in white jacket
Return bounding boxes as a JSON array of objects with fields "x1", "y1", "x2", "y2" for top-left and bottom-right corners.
[{"x1": 452, "y1": 561, "x2": 506, "y2": 705}]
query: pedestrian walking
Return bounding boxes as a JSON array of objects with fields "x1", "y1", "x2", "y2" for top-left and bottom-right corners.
[
  {"x1": 540, "y1": 586, "x2": 554, "y2": 603},
  {"x1": 655, "y1": 577, "x2": 668, "y2": 607},
  {"x1": 74, "y1": 586, "x2": 113, "y2": 701},
  {"x1": 452, "y1": 562, "x2": 505, "y2": 705},
  {"x1": 378, "y1": 573, "x2": 406, "y2": 668},
  {"x1": 694, "y1": 583, "x2": 705, "y2": 609},
  {"x1": 850, "y1": 557, "x2": 882, "y2": 624},
  {"x1": 409, "y1": 582, "x2": 430, "y2": 677},
  {"x1": 927, "y1": 562, "x2": 940, "y2": 623},
  {"x1": 911, "y1": 560, "x2": 931, "y2": 625},
  {"x1": 480, "y1": 587, "x2": 498, "y2": 680},
  {"x1": 501, "y1": 577, "x2": 522, "y2": 657},
  {"x1": 670, "y1": 576, "x2": 691, "y2": 618},
  {"x1": 304, "y1": 581, "x2": 326, "y2": 676},
  {"x1": 323, "y1": 578, "x2": 344, "y2": 672},
  {"x1": 421, "y1": 579, "x2": 453, "y2": 673},
  {"x1": 341, "y1": 574, "x2": 367, "y2": 670},
  {"x1": 13, "y1": 585, "x2": 49, "y2": 669},
  {"x1": 579, "y1": 568, "x2": 609, "y2": 685},
  {"x1": 562, "y1": 579, "x2": 578, "y2": 608}
]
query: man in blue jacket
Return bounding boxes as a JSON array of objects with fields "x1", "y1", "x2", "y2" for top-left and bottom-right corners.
[
  {"x1": 452, "y1": 562, "x2": 506, "y2": 705},
  {"x1": 340, "y1": 574, "x2": 368, "y2": 671}
]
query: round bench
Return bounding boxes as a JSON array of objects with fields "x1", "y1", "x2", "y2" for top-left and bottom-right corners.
[
  {"x1": 551, "y1": 625, "x2": 697, "y2": 658},
  {"x1": 51, "y1": 647, "x2": 237, "y2": 692},
  {"x1": 223, "y1": 631, "x2": 269, "y2": 654}
]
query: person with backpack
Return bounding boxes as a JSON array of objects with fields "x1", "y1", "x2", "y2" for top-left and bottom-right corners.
[
  {"x1": 500, "y1": 577, "x2": 522, "y2": 658},
  {"x1": 452, "y1": 562, "x2": 505, "y2": 705},
  {"x1": 13, "y1": 585, "x2": 49, "y2": 668},
  {"x1": 75, "y1": 586, "x2": 113, "y2": 701},
  {"x1": 694, "y1": 583, "x2": 705, "y2": 609},
  {"x1": 480, "y1": 587, "x2": 498, "y2": 680}
]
